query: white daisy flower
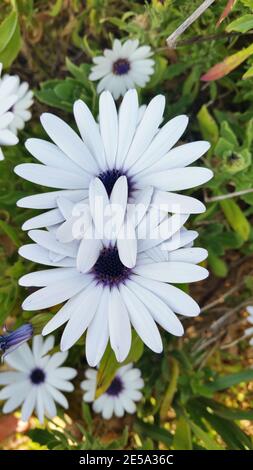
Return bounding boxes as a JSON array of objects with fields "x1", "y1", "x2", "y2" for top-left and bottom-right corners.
[
  {"x1": 245, "y1": 306, "x2": 253, "y2": 346},
  {"x1": 0, "y1": 335, "x2": 77, "y2": 423},
  {"x1": 4, "y1": 75, "x2": 34, "y2": 135},
  {"x1": 89, "y1": 39, "x2": 155, "y2": 99},
  {"x1": 81, "y1": 364, "x2": 144, "y2": 419},
  {"x1": 0, "y1": 64, "x2": 18, "y2": 160},
  {"x1": 18, "y1": 207, "x2": 208, "y2": 366},
  {"x1": 15, "y1": 89, "x2": 212, "y2": 233}
]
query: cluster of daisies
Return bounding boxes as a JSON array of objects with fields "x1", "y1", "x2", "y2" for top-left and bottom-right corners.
[{"x1": 1, "y1": 39, "x2": 215, "y2": 423}]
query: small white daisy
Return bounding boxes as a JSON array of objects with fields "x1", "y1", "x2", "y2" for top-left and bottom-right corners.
[
  {"x1": 89, "y1": 39, "x2": 155, "y2": 99},
  {"x1": 15, "y1": 90, "x2": 212, "y2": 232},
  {"x1": 0, "y1": 64, "x2": 18, "y2": 160},
  {"x1": 81, "y1": 364, "x2": 144, "y2": 419},
  {"x1": 0, "y1": 335, "x2": 77, "y2": 423},
  {"x1": 4, "y1": 75, "x2": 34, "y2": 135},
  {"x1": 245, "y1": 307, "x2": 253, "y2": 346},
  {"x1": 18, "y1": 207, "x2": 208, "y2": 366}
]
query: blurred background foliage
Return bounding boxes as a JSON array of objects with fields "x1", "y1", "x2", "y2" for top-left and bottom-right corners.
[{"x1": 1, "y1": 0, "x2": 253, "y2": 450}]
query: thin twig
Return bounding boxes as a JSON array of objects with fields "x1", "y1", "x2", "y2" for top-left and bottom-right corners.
[
  {"x1": 200, "y1": 283, "x2": 242, "y2": 313},
  {"x1": 205, "y1": 188, "x2": 253, "y2": 202},
  {"x1": 166, "y1": 0, "x2": 216, "y2": 48}
]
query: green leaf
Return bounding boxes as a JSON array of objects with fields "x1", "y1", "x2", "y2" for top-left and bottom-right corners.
[
  {"x1": 0, "y1": 12, "x2": 21, "y2": 68},
  {"x1": 226, "y1": 14, "x2": 253, "y2": 33},
  {"x1": 0, "y1": 10, "x2": 17, "y2": 54},
  {"x1": 189, "y1": 421, "x2": 223, "y2": 450},
  {"x1": 200, "y1": 398, "x2": 253, "y2": 420},
  {"x1": 173, "y1": 416, "x2": 192, "y2": 450},
  {"x1": 197, "y1": 105, "x2": 219, "y2": 147},
  {"x1": 208, "y1": 250, "x2": 228, "y2": 277},
  {"x1": 28, "y1": 429, "x2": 52, "y2": 446},
  {"x1": 206, "y1": 369, "x2": 253, "y2": 392},
  {"x1": 220, "y1": 199, "x2": 250, "y2": 241},
  {"x1": 96, "y1": 330, "x2": 143, "y2": 398},
  {"x1": 133, "y1": 419, "x2": 173, "y2": 447}
]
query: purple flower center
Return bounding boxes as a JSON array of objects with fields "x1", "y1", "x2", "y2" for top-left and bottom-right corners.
[
  {"x1": 106, "y1": 376, "x2": 124, "y2": 396},
  {"x1": 113, "y1": 58, "x2": 130, "y2": 76},
  {"x1": 30, "y1": 368, "x2": 45, "y2": 385},
  {"x1": 98, "y1": 169, "x2": 134, "y2": 198},
  {"x1": 93, "y1": 246, "x2": 131, "y2": 287}
]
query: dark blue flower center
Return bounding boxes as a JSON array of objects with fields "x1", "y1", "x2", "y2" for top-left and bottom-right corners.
[
  {"x1": 93, "y1": 246, "x2": 131, "y2": 287},
  {"x1": 30, "y1": 368, "x2": 46, "y2": 385},
  {"x1": 113, "y1": 58, "x2": 130, "y2": 76},
  {"x1": 98, "y1": 169, "x2": 124, "y2": 197},
  {"x1": 106, "y1": 376, "x2": 124, "y2": 396}
]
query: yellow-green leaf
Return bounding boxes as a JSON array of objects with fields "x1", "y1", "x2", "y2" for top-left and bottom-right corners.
[
  {"x1": 197, "y1": 105, "x2": 219, "y2": 147},
  {"x1": 220, "y1": 199, "x2": 250, "y2": 241},
  {"x1": 96, "y1": 330, "x2": 143, "y2": 398},
  {"x1": 173, "y1": 416, "x2": 192, "y2": 450}
]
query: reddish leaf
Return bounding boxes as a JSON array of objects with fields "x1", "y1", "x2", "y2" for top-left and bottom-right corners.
[
  {"x1": 216, "y1": 0, "x2": 237, "y2": 27},
  {"x1": 201, "y1": 44, "x2": 253, "y2": 81}
]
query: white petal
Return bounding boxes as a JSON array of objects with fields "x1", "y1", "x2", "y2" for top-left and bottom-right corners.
[
  {"x1": 60, "y1": 283, "x2": 103, "y2": 351},
  {"x1": 25, "y1": 138, "x2": 88, "y2": 175},
  {"x1": 21, "y1": 387, "x2": 37, "y2": 422},
  {"x1": 167, "y1": 247, "x2": 208, "y2": 264},
  {"x1": 77, "y1": 237, "x2": 102, "y2": 273},
  {"x1": 117, "y1": 221, "x2": 137, "y2": 268},
  {"x1": 139, "y1": 167, "x2": 213, "y2": 191},
  {"x1": 45, "y1": 384, "x2": 69, "y2": 409},
  {"x1": 73, "y1": 99, "x2": 106, "y2": 170},
  {"x1": 151, "y1": 190, "x2": 206, "y2": 214},
  {"x1": 22, "y1": 209, "x2": 64, "y2": 230},
  {"x1": 116, "y1": 89, "x2": 139, "y2": 167},
  {"x1": 99, "y1": 91, "x2": 118, "y2": 169},
  {"x1": 86, "y1": 288, "x2": 110, "y2": 367},
  {"x1": 22, "y1": 275, "x2": 87, "y2": 310},
  {"x1": 28, "y1": 229, "x2": 77, "y2": 258},
  {"x1": 132, "y1": 115, "x2": 189, "y2": 174},
  {"x1": 108, "y1": 287, "x2": 131, "y2": 362},
  {"x1": 163, "y1": 141, "x2": 211, "y2": 169},
  {"x1": 123, "y1": 95, "x2": 165, "y2": 170},
  {"x1": 120, "y1": 283, "x2": 163, "y2": 353},
  {"x1": 42, "y1": 277, "x2": 92, "y2": 336},
  {"x1": 15, "y1": 163, "x2": 87, "y2": 189},
  {"x1": 131, "y1": 277, "x2": 200, "y2": 317},
  {"x1": 40, "y1": 113, "x2": 98, "y2": 174},
  {"x1": 17, "y1": 190, "x2": 87, "y2": 210},
  {"x1": 134, "y1": 262, "x2": 209, "y2": 283},
  {"x1": 19, "y1": 243, "x2": 75, "y2": 267},
  {"x1": 127, "y1": 280, "x2": 184, "y2": 336}
]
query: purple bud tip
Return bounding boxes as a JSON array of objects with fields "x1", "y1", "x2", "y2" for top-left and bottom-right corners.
[{"x1": 0, "y1": 323, "x2": 33, "y2": 359}]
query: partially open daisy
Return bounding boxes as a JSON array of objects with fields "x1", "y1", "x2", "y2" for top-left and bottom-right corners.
[
  {"x1": 81, "y1": 364, "x2": 144, "y2": 419},
  {"x1": 89, "y1": 39, "x2": 155, "y2": 99},
  {"x1": 0, "y1": 335, "x2": 77, "y2": 423},
  {"x1": 19, "y1": 207, "x2": 208, "y2": 366},
  {"x1": 15, "y1": 89, "x2": 212, "y2": 232},
  {"x1": 0, "y1": 64, "x2": 18, "y2": 160}
]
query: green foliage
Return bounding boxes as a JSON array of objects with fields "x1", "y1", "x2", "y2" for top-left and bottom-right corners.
[{"x1": 1, "y1": 0, "x2": 253, "y2": 452}]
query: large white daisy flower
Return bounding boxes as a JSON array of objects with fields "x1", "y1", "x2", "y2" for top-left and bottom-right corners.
[
  {"x1": 15, "y1": 89, "x2": 212, "y2": 233},
  {"x1": 0, "y1": 335, "x2": 77, "y2": 423},
  {"x1": 0, "y1": 64, "x2": 18, "y2": 160},
  {"x1": 18, "y1": 207, "x2": 208, "y2": 366},
  {"x1": 81, "y1": 364, "x2": 144, "y2": 419},
  {"x1": 89, "y1": 39, "x2": 155, "y2": 99}
]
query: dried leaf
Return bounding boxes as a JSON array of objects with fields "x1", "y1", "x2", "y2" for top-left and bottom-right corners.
[
  {"x1": 216, "y1": 0, "x2": 237, "y2": 27},
  {"x1": 201, "y1": 43, "x2": 253, "y2": 81}
]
